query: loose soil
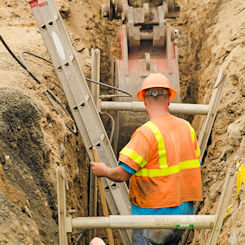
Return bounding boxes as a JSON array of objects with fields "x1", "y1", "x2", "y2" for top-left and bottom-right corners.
[{"x1": 0, "y1": 0, "x2": 245, "y2": 244}]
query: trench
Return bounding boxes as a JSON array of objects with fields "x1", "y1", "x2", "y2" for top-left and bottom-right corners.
[
  {"x1": 61, "y1": 1, "x2": 215, "y2": 244},
  {"x1": 1, "y1": 0, "x2": 245, "y2": 244},
  {"x1": 0, "y1": 0, "x2": 211, "y2": 244}
]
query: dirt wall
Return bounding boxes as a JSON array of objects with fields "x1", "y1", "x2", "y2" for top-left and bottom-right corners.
[
  {"x1": 0, "y1": 0, "x2": 245, "y2": 245},
  {"x1": 177, "y1": 0, "x2": 245, "y2": 244}
]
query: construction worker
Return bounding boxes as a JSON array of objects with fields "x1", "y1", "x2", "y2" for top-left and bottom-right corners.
[{"x1": 90, "y1": 73, "x2": 202, "y2": 245}]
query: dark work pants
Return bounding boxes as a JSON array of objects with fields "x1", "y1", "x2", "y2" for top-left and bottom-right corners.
[{"x1": 132, "y1": 228, "x2": 185, "y2": 245}]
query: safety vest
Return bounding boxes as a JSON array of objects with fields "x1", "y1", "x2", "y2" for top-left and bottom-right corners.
[{"x1": 119, "y1": 114, "x2": 202, "y2": 209}]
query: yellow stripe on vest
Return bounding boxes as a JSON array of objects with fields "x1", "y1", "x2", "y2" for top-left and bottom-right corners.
[
  {"x1": 185, "y1": 121, "x2": 195, "y2": 142},
  {"x1": 120, "y1": 147, "x2": 147, "y2": 168},
  {"x1": 195, "y1": 147, "x2": 200, "y2": 158},
  {"x1": 135, "y1": 159, "x2": 200, "y2": 177},
  {"x1": 144, "y1": 121, "x2": 168, "y2": 169},
  {"x1": 185, "y1": 121, "x2": 201, "y2": 158}
]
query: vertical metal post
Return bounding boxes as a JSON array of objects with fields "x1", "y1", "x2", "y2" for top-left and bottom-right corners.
[
  {"x1": 89, "y1": 167, "x2": 97, "y2": 241},
  {"x1": 122, "y1": 24, "x2": 129, "y2": 75},
  {"x1": 89, "y1": 48, "x2": 101, "y2": 242},
  {"x1": 198, "y1": 69, "x2": 228, "y2": 159},
  {"x1": 166, "y1": 26, "x2": 172, "y2": 75},
  {"x1": 91, "y1": 48, "x2": 101, "y2": 109},
  {"x1": 207, "y1": 168, "x2": 236, "y2": 245},
  {"x1": 57, "y1": 166, "x2": 68, "y2": 245}
]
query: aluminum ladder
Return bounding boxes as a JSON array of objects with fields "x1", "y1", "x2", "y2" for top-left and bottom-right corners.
[{"x1": 29, "y1": 0, "x2": 132, "y2": 244}]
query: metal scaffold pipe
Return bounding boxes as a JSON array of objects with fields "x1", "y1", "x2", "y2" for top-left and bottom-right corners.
[
  {"x1": 100, "y1": 101, "x2": 209, "y2": 115},
  {"x1": 71, "y1": 215, "x2": 216, "y2": 229}
]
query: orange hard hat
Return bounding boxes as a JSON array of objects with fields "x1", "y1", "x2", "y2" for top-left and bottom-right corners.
[{"x1": 137, "y1": 73, "x2": 177, "y2": 101}]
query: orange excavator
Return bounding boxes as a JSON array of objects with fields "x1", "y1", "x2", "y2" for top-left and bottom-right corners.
[{"x1": 101, "y1": 0, "x2": 181, "y2": 152}]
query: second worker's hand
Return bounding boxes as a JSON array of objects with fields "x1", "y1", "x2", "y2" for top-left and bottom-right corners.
[{"x1": 90, "y1": 161, "x2": 108, "y2": 177}]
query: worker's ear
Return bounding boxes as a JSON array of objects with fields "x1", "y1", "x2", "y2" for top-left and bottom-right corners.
[
  {"x1": 167, "y1": 96, "x2": 170, "y2": 106},
  {"x1": 143, "y1": 96, "x2": 148, "y2": 107}
]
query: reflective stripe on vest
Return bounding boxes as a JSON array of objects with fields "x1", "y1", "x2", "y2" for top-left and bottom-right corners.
[
  {"x1": 135, "y1": 159, "x2": 200, "y2": 177},
  {"x1": 120, "y1": 146, "x2": 147, "y2": 168},
  {"x1": 144, "y1": 121, "x2": 168, "y2": 169},
  {"x1": 185, "y1": 121, "x2": 201, "y2": 159},
  {"x1": 120, "y1": 120, "x2": 200, "y2": 177}
]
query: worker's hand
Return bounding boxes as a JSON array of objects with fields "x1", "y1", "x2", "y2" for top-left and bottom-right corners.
[{"x1": 89, "y1": 161, "x2": 108, "y2": 177}]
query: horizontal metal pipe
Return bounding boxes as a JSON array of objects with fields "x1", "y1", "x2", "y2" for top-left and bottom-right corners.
[
  {"x1": 101, "y1": 101, "x2": 209, "y2": 115},
  {"x1": 71, "y1": 215, "x2": 216, "y2": 229}
]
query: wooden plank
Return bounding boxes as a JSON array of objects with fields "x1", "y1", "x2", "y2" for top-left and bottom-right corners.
[{"x1": 92, "y1": 147, "x2": 115, "y2": 245}]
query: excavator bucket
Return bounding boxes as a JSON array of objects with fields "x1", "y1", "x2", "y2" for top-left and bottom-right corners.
[{"x1": 115, "y1": 25, "x2": 180, "y2": 102}]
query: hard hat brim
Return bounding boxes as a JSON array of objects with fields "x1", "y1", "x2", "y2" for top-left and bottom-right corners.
[{"x1": 137, "y1": 87, "x2": 177, "y2": 101}]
